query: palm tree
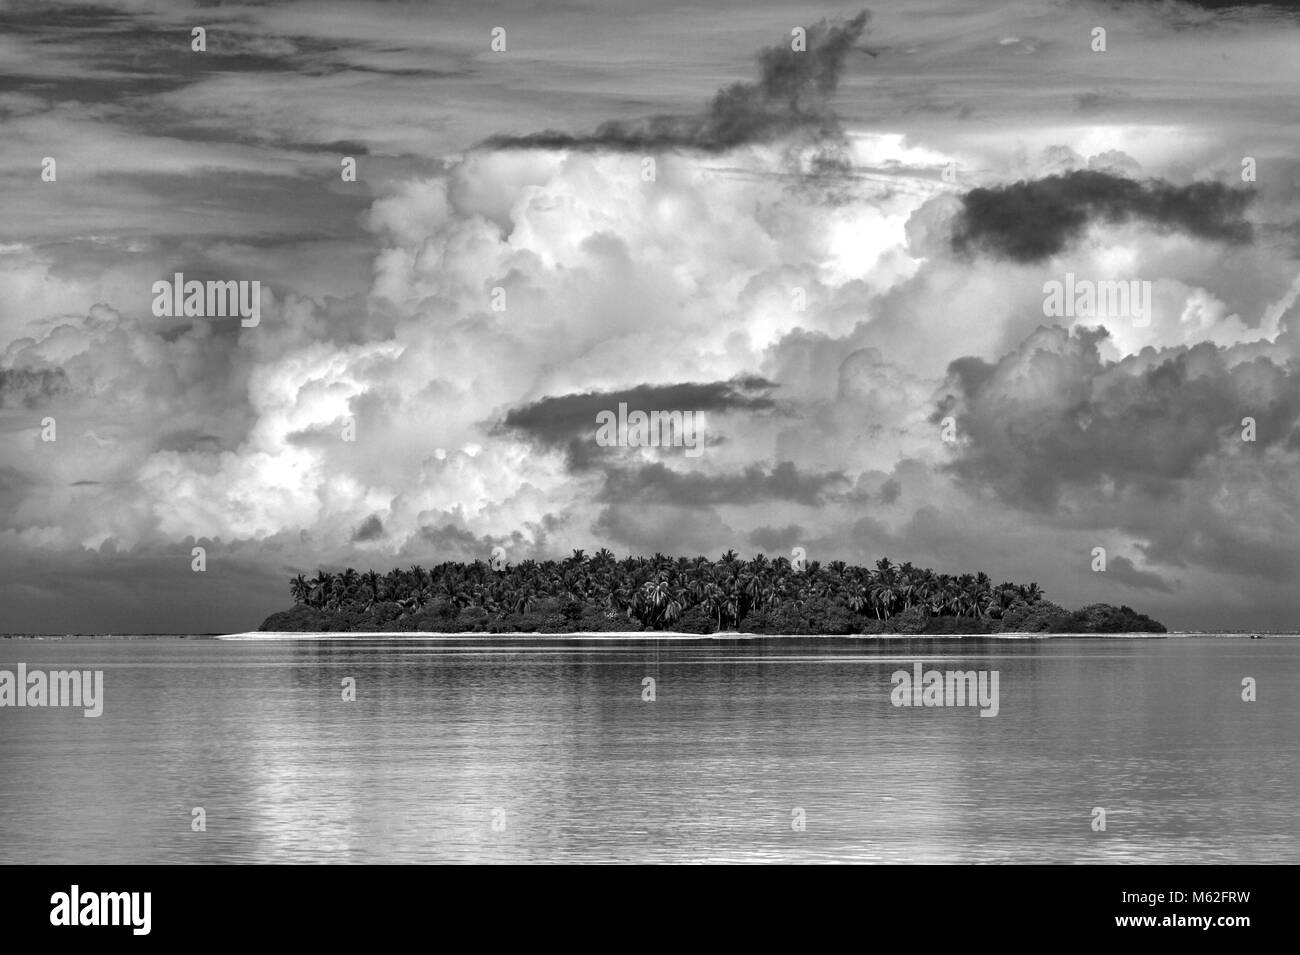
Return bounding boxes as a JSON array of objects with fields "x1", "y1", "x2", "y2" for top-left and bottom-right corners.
[
  {"x1": 361, "y1": 570, "x2": 382, "y2": 606},
  {"x1": 282, "y1": 550, "x2": 1055, "y2": 634},
  {"x1": 514, "y1": 589, "x2": 539, "y2": 614},
  {"x1": 437, "y1": 576, "x2": 462, "y2": 609},
  {"x1": 309, "y1": 570, "x2": 334, "y2": 609},
  {"x1": 871, "y1": 572, "x2": 896, "y2": 620},
  {"x1": 844, "y1": 582, "x2": 868, "y2": 614},
  {"x1": 640, "y1": 576, "x2": 670, "y2": 627},
  {"x1": 340, "y1": 568, "x2": 361, "y2": 603},
  {"x1": 701, "y1": 584, "x2": 726, "y2": 631}
]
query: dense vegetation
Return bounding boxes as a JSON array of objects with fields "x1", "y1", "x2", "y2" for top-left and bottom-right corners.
[{"x1": 260, "y1": 550, "x2": 1165, "y2": 634}]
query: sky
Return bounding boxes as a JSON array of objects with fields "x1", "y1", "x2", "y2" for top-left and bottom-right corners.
[{"x1": 2, "y1": 0, "x2": 1299, "y2": 633}]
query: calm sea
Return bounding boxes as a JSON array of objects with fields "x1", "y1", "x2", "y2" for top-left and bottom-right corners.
[{"x1": 0, "y1": 635, "x2": 1295, "y2": 864}]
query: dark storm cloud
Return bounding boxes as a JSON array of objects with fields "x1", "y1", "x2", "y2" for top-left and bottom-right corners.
[
  {"x1": 0, "y1": 1, "x2": 458, "y2": 113},
  {"x1": 748, "y1": 524, "x2": 807, "y2": 553},
  {"x1": 416, "y1": 523, "x2": 486, "y2": 552},
  {"x1": 1119, "y1": 0, "x2": 1300, "y2": 11},
  {"x1": 943, "y1": 355, "x2": 997, "y2": 401},
  {"x1": 499, "y1": 375, "x2": 778, "y2": 448},
  {"x1": 0, "y1": 367, "x2": 70, "y2": 408},
  {"x1": 590, "y1": 503, "x2": 733, "y2": 556},
  {"x1": 481, "y1": 11, "x2": 871, "y2": 153},
  {"x1": 937, "y1": 327, "x2": 1300, "y2": 507},
  {"x1": 351, "y1": 513, "x2": 384, "y2": 542},
  {"x1": 0, "y1": 535, "x2": 282, "y2": 634},
  {"x1": 951, "y1": 171, "x2": 1254, "y2": 262},
  {"x1": 933, "y1": 322, "x2": 1300, "y2": 586},
  {"x1": 598, "y1": 461, "x2": 848, "y2": 507},
  {"x1": 156, "y1": 429, "x2": 225, "y2": 453},
  {"x1": 0, "y1": 4, "x2": 315, "y2": 101},
  {"x1": 412, "y1": 523, "x2": 544, "y2": 563}
]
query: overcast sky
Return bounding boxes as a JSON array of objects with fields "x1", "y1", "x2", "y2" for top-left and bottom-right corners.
[{"x1": 2, "y1": 0, "x2": 1299, "y2": 632}]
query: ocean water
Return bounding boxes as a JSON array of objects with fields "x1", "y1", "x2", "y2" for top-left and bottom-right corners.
[{"x1": 0, "y1": 634, "x2": 1295, "y2": 864}]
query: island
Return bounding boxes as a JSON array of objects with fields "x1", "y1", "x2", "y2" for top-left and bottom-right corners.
[{"x1": 259, "y1": 551, "x2": 1166, "y2": 635}]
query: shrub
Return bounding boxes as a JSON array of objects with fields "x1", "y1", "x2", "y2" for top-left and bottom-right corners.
[
  {"x1": 921, "y1": 615, "x2": 997, "y2": 635},
  {"x1": 259, "y1": 606, "x2": 330, "y2": 632},
  {"x1": 1068, "y1": 603, "x2": 1167, "y2": 633},
  {"x1": 999, "y1": 599, "x2": 1072, "y2": 633},
  {"x1": 890, "y1": 606, "x2": 929, "y2": 634},
  {"x1": 741, "y1": 609, "x2": 778, "y2": 634},
  {"x1": 855, "y1": 617, "x2": 887, "y2": 635},
  {"x1": 672, "y1": 605, "x2": 715, "y2": 634},
  {"x1": 575, "y1": 609, "x2": 627, "y2": 632}
]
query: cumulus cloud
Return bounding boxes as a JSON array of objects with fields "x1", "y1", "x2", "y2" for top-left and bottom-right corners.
[
  {"x1": 937, "y1": 325, "x2": 1300, "y2": 502},
  {"x1": 935, "y1": 325, "x2": 1300, "y2": 585},
  {"x1": 4, "y1": 0, "x2": 1300, "y2": 634}
]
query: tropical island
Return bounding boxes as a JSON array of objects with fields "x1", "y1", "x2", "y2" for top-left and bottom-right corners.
[{"x1": 259, "y1": 550, "x2": 1166, "y2": 635}]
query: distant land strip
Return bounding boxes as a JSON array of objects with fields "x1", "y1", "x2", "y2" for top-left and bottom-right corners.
[{"x1": 262, "y1": 551, "x2": 1166, "y2": 636}]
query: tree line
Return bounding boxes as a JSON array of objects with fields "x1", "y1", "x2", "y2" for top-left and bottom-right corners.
[{"x1": 264, "y1": 549, "x2": 1164, "y2": 634}]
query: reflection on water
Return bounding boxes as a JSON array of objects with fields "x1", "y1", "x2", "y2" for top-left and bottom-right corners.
[{"x1": 0, "y1": 636, "x2": 1295, "y2": 863}]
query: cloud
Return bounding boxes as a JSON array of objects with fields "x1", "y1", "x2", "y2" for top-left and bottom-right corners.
[
  {"x1": 951, "y1": 171, "x2": 1255, "y2": 262},
  {"x1": 0, "y1": 532, "x2": 289, "y2": 633},
  {"x1": 591, "y1": 503, "x2": 735, "y2": 555},
  {"x1": 498, "y1": 376, "x2": 779, "y2": 467},
  {"x1": 481, "y1": 12, "x2": 871, "y2": 153},
  {"x1": 937, "y1": 325, "x2": 1300, "y2": 502},
  {"x1": 0, "y1": 367, "x2": 69, "y2": 408},
  {"x1": 5, "y1": 0, "x2": 1300, "y2": 634},
  {"x1": 351, "y1": 513, "x2": 384, "y2": 542},
  {"x1": 934, "y1": 324, "x2": 1300, "y2": 585},
  {"x1": 1131, "y1": 0, "x2": 1300, "y2": 13},
  {"x1": 598, "y1": 460, "x2": 848, "y2": 507},
  {"x1": 1105, "y1": 554, "x2": 1178, "y2": 593},
  {"x1": 747, "y1": 523, "x2": 806, "y2": 553},
  {"x1": 411, "y1": 521, "x2": 559, "y2": 565}
]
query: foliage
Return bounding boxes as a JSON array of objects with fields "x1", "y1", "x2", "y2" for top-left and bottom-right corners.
[
  {"x1": 892, "y1": 606, "x2": 929, "y2": 634},
  {"x1": 999, "y1": 599, "x2": 1074, "y2": 633},
  {"x1": 264, "y1": 550, "x2": 1164, "y2": 634},
  {"x1": 1066, "y1": 603, "x2": 1166, "y2": 634}
]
